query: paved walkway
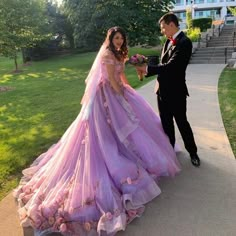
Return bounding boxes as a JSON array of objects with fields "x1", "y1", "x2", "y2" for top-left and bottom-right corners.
[{"x1": 0, "y1": 64, "x2": 235, "y2": 236}]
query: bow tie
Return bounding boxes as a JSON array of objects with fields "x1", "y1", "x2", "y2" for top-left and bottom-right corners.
[{"x1": 169, "y1": 37, "x2": 177, "y2": 45}]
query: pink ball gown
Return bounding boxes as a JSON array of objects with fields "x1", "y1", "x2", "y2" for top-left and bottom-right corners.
[{"x1": 14, "y1": 47, "x2": 180, "y2": 236}]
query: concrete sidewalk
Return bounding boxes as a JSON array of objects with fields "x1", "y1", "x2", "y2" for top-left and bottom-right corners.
[
  {"x1": 118, "y1": 64, "x2": 236, "y2": 236},
  {"x1": 0, "y1": 64, "x2": 235, "y2": 236}
]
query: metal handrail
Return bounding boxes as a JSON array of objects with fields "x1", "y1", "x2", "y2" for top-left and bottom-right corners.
[
  {"x1": 225, "y1": 47, "x2": 227, "y2": 64},
  {"x1": 197, "y1": 33, "x2": 201, "y2": 48},
  {"x1": 206, "y1": 34, "x2": 209, "y2": 47},
  {"x1": 233, "y1": 31, "x2": 236, "y2": 52},
  {"x1": 224, "y1": 26, "x2": 235, "y2": 64}
]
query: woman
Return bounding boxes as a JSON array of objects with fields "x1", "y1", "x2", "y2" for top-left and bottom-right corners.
[{"x1": 14, "y1": 27, "x2": 180, "y2": 236}]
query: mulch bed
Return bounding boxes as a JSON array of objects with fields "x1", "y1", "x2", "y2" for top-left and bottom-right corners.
[{"x1": 0, "y1": 86, "x2": 14, "y2": 92}]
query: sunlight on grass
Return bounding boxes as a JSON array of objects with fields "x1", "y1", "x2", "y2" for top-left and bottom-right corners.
[
  {"x1": 1, "y1": 74, "x2": 14, "y2": 83},
  {"x1": 0, "y1": 105, "x2": 7, "y2": 112},
  {"x1": 59, "y1": 68, "x2": 73, "y2": 72},
  {"x1": 27, "y1": 73, "x2": 40, "y2": 78},
  {"x1": 218, "y1": 68, "x2": 236, "y2": 158},
  {"x1": 14, "y1": 125, "x2": 54, "y2": 143}
]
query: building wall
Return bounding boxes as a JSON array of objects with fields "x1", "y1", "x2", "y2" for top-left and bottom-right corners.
[{"x1": 172, "y1": 0, "x2": 236, "y2": 28}]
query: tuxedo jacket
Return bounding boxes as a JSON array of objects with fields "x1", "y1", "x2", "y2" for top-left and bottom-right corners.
[{"x1": 146, "y1": 31, "x2": 192, "y2": 102}]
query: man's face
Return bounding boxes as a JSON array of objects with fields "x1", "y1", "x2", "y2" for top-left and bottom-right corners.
[{"x1": 160, "y1": 21, "x2": 173, "y2": 38}]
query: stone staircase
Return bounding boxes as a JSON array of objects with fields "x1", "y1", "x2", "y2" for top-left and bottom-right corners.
[{"x1": 190, "y1": 25, "x2": 236, "y2": 64}]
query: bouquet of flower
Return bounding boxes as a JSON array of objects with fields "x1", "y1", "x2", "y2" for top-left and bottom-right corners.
[
  {"x1": 128, "y1": 54, "x2": 148, "y2": 66},
  {"x1": 128, "y1": 54, "x2": 148, "y2": 81}
]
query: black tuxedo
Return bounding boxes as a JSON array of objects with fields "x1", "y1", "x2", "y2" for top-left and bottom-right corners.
[{"x1": 146, "y1": 31, "x2": 197, "y2": 155}]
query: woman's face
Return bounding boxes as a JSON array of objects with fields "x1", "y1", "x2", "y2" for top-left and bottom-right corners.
[{"x1": 112, "y1": 32, "x2": 124, "y2": 50}]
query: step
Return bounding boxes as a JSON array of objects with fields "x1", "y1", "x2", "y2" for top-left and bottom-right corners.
[
  {"x1": 192, "y1": 51, "x2": 232, "y2": 55},
  {"x1": 190, "y1": 59, "x2": 226, "y2": 64},
  {"x1": 194, "y1": 48, "x2": 234, "y2": 52},
  {"x1": 220, "y1": 30, "x2": 235, "y2": 33},
  {"x1": 191, "y1": 23, "x2": 236, "y2": 65},
  {"x1": 209, "y1": 38, "x2": 234, "y2": 42},
  {"x1": 207, "y1": 42, "x2": 235, "y2": 46},
  {"x1": 196, "y1": 48, "x2": 234, "y2": 51},
  {"x1": 192, "y1": 51, "x2": 233, "y2": 55},
  {"x1": 190, "y1": 54, "x2": 230, "y2": 58},
  {"x1": 191, "y1": 55, "x2": 230, "y2": 59},
  {"x1": 208, "y1": 39, "x2": 235, "y2": 43},
  {"x1": 207, "y1": 44, "x2": 235, "y2": 47},
  {"x1": 195, "y1": 47, "x2": 234, "y2": 51},
  {"x1": 193, "y1": 48, "x2": 234, "y2": 52},
  {"x1": 191, "y1": 57, "x2": 230, "y2": 62}
]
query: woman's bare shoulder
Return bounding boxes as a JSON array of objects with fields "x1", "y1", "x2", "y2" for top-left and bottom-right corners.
[{"x1": 102, "y1": 49, "x2": 115, "y2": 60}]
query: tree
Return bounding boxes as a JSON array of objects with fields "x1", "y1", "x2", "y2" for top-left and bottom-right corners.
[
  {"x1": 46, "y1": 1, "x2": 74, "y2": 48},
  {"x1": 186, "y1": 7, "x2": 193, "y2": 30},
  {"x1": 228, "y1": 7, "x2": 236, "y2": 16},
  {"x1": 22, "y1": 1, "x2": 75, "y2": 62},
  {"x1": 0, "y1": 0, "x2": 49, "y2": 71},
  {"x1": 64, "y1": 0, "x2": 174, "y2": 50}
]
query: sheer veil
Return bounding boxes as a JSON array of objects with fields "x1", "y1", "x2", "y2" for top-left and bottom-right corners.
[{"x1": 80, "y1": 43, "x2": 107, "y2": 120}]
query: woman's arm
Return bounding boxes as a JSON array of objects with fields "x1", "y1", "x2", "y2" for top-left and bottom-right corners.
[{"x1": 120, "y1": 72, "x2": 129, "y2": 85}]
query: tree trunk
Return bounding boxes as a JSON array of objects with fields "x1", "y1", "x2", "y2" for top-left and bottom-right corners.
[
  {"x1": 14, "y1": 55, "x2": 18, "y2": 71},
  {"x1": 68, "y1": 36, "x2": 74, "y2": 49},
  {"x1": 22, "y1": 49, "x2": 26, "y2": 63}
]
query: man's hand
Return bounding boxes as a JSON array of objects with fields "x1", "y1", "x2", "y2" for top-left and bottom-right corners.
[{"x1": 135, "y1": 65, "x2": 147, "y2": 81}]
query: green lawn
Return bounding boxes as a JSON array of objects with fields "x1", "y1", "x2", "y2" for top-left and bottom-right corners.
[
  {"x1": 218, "y1": 68, "x2": 236, "y2": 158},
  {"x1": 0, "y1": 47, "x2": 158, "y2": 200}
]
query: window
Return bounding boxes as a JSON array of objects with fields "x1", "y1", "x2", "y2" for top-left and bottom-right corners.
[
  {"x1": 207, "y1": 0, "x2": 217, "y2": 3},
  {"x1": 186, "y1": 0, "x2": 193, "y2": 5},
  {"x1": 195, "y1": 0, "x2": 204, "y2": 3},
  {"x1": 195, "y1": 9, "x2": 220, "y2": 19},
  {"x1": 176, "y1": 12, "x2": 186, "y2": 20},
  {"x1": 175, "y1": 0, "x2": 184, "y2": 5}
]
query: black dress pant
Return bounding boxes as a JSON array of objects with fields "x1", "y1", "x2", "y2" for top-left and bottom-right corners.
[{"x1": 157, "y1": 95, "x2": 197, "y2": 155}]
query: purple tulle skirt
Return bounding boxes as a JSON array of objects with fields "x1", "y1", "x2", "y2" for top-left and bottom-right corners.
[{"x1": 14, "y1": 82, "x2": 180, "y2": 235}]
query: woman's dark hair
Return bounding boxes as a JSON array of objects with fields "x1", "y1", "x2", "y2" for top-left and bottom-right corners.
[
  {"x1": 105, "y1": 26, "x2": 128, "y2": 61},
  {"x1": 159, "y1": 12, "x2": 179, "y2": 27}
]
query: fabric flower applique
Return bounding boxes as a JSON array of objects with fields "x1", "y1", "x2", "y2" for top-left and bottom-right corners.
[
  {"x1": 59, "y1": 223, "x2": 67, "y2": 232},
  {"x1": 114, "y1": 209, "x2": 121, "y2": 217},
  {"x1": 84, "y1": 222, "x2": 91, "y2": 231},
  {"x1": 127, "y1": 209, "x2": 137, "y2": 218},
  {"x1": 126, "y1": 177, "x2": 132, "y2": 184},
  {"x1": 48, "y1": 216, "x2": 55, "y2": 225},
  {"x1": 106, "y1": 212, "x2": 113, "y2": 220}
]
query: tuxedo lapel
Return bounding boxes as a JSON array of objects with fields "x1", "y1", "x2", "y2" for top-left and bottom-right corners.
[
  {"x1": 161, "y1": 32, "x2": 185, "y2": 63},
  {"x1": 161, "y1": 39, "x2": 171, "y2": 63},
  {"x1": 162, "y1": 44, "x2": 173, "y2": 63}
]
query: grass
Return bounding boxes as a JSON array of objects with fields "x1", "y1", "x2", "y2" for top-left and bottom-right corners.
[
  {"x1": 0, "y1": 47, "x2": 159, "y2": 200},
  {"x1": 218, "y1": 67, "x2": 236, "y2": 158}
]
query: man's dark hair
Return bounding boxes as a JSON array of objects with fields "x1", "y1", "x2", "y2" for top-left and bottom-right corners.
[{"x1": 159, "y1": 12, "x2": 179, "y2": 27}]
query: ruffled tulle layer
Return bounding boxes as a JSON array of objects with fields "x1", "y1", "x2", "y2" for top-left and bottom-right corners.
[{"x1": 14, "y1": 82, "x2": 180, "y2": 235}]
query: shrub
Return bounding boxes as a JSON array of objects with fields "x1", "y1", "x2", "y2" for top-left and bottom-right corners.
[
  {"x1": 192, "y1": 18, "x2": 212, "y2": 32},
  {"x1": 186, "y1": 28, "x2": 201, "y2": 42},
  {"x1": 186, "y1": 8, "x2": 193, "y2": 29}
]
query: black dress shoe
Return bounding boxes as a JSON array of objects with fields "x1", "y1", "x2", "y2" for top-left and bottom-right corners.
[{"x1": 190, "y1": 153, "x2": 200, "y2": 167}]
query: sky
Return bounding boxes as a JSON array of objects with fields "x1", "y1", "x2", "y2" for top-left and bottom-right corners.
[{"x1": 53, "y1": 0, "x2": 63, "y2": 6}]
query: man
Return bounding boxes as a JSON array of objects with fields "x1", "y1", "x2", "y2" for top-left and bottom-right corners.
[{"x1": 136, "y1": 12, "x2": 200, "y2": 167}]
